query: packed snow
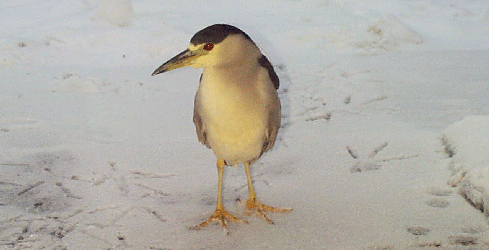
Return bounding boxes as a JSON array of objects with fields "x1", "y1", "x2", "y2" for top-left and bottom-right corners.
[
  {"x1": 444, "y1": 116, "x2": 489, "y2": 218},
  {"x1": 1, "y1": 0, "x2": 489, "y2": 249}
]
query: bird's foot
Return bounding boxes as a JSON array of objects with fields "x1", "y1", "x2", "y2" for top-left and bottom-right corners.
[
  {"x1": 190, "y1": 208, "x2": 248, "y2": 230},
  {"x1": 243, "y1": 198, "x2": 292, "y2": 224}
]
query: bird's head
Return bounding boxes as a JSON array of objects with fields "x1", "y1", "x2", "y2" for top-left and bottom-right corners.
[{"x1": 152, "y1": 24, "x2": 259, "y2": 76}]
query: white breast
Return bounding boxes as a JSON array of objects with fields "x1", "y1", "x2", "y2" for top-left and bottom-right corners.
[{"x1": 195, "y1": 66, "x2": 271, "y2": 165}]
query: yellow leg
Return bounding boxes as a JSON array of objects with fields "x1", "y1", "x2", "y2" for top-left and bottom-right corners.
[
  {"x1": 244, "y1": 161, "x2": 292, "y2": 224},
  {"x1": 191, "y1": 159, "x2": 247, "y2": 229}
]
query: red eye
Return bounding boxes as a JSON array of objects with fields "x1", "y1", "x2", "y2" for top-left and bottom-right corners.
[{"x1": 203, "y1": 43, "x2": 214, "y2": 51}]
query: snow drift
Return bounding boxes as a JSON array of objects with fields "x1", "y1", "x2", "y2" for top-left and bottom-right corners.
[{"x1": 444, "y1": 115, "x2": 489, "y2": 218}]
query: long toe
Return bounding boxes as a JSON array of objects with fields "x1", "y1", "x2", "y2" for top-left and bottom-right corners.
[
  {"x1": 245, "y1": 198, "x2": 292, "y2": 224},
  {"x1": 190, "y1": 208, "x2": 248, "y2": 229}
]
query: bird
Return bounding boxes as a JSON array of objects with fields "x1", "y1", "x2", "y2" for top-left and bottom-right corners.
[{"x1": 152, "y1": 24, "x2": 291, "y2": 229}]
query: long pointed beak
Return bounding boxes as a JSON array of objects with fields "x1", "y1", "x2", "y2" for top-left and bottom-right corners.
[{"x1": 151, "y1": 49, "x2": 196, "y2": 76}]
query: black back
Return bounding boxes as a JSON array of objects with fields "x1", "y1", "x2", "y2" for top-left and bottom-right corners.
[{"x1": 258, "y1": 55, "x2": 280, "y2": 90}]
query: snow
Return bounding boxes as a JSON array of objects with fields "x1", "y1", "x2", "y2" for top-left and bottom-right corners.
[
  {"x1": 444, "y1": 116, "x2": 489, "y2": 218},
  {"x1": 96, "y1": 0, "x2": 133, "y2": 27},
  {"x1": 1, "y1": 0, "x2": 489, "y2": 249}
]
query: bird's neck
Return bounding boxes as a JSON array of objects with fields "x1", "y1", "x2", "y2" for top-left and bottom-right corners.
[{"x1": 206, "y1": 56, "x2": 259, "y2": 83}]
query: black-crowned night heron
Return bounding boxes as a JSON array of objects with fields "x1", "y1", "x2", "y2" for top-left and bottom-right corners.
[{"x1": 152, "y1": 24, "x2": 291, "y2": 229}]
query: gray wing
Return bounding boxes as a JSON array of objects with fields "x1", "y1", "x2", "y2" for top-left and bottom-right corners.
[
  {"x1": 193, "y1": 111, "x2": 210, "y2": 149},
  {"x1": 258, "y1": 54, "x2": 281, "y2": 153},
  {"x1": 193, "y1": 74, "x2": 211, "y2": 149},
  {"x1": 262, "y1": 94, "x2": 281, "y2": 154}
]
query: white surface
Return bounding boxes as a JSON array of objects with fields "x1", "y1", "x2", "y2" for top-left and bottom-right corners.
[
  {"x1": 1, "y1": 0, "x2": 489, "y2": 249},
  {"x1": 444, "y1": 116, "x2": 489, "y2": 218}
]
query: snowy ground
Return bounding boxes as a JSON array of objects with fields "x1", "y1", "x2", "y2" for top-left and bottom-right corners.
[{"x1": 1, "y1": 0, "x2": 489, "y2": 249}]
